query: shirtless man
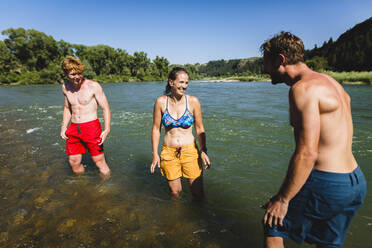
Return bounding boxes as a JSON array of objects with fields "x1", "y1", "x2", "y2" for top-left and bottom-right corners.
[
  {"x1": 60, "y1": 56, "x2": 111, "y2": 176},
  {"x1": 260, "y1": 32, "x2": 366, "y2": 247}
]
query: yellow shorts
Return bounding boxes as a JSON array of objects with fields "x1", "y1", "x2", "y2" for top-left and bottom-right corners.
[{"x1": 160, "y1": 143, "x2": 202, "y2": 180}]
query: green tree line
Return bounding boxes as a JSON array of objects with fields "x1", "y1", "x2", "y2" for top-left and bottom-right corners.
[
  {"x1": 0, "y1": 28, "x2": 189, "y2": 84},
  {"x1": 198, "y1": 57, "x2": 264, "y2": 77},
  {"x1": 0, "y1": 28, "x2": 267, "y2": 84}
]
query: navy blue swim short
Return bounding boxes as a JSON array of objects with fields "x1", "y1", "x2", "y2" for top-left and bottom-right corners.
[{"x1": 264, "y1": 166, "x2": 366, "y2": 248}]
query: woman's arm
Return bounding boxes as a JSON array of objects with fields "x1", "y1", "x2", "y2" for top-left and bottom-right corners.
[
  {"x1": 192, "y1": 96, "x2": 211, "y2": 169},
  {"x1": 150, "y1": 97, "x2": 163, "y2": 173}
]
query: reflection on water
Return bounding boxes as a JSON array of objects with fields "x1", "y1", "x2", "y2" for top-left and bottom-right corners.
[{"x1": 0, "y1": 83, "x2": 371, "y2": 247}]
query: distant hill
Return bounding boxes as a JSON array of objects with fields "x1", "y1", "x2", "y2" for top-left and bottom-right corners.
[
  {"x1": 305, "y1": 17, "x2": 372, "y2": 71},
  {"x1": 199, "y1": 17, "x2": 372, "y2": 76},
  {"x1": 198, "y1": 57, "x2": 263, "y2": 77}
]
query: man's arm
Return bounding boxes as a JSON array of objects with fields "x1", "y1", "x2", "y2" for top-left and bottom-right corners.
[
  {"x1": 61, "y1": 89, "x2": 71, "y2": 140},
  {"x1": 94, "y1": 83, "x2": 111, "y2": 145},
  {"x1": 264, "y1": 84, "x2": 320, "y2": 227}
]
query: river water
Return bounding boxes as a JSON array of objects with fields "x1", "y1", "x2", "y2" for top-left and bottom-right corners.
[{"x1": 0, "y1": 82, "x2": 371, "y2": 247}]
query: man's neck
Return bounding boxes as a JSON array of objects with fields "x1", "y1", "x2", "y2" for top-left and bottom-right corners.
[
  {"x1": 71, "y1": 79, "x2": 85, "y2": 91},
  {"x1": 285, "y1": 62, "x2": 312, "y2": 86}
]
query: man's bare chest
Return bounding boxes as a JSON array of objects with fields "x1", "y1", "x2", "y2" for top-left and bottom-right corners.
[{"x1": 66, "y1": 90, "x2": 95, "y2": 106}]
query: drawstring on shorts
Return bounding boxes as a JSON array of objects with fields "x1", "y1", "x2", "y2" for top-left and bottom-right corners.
[{"x1": 175, "y1": 147, "x2": 182, "y2": 158}]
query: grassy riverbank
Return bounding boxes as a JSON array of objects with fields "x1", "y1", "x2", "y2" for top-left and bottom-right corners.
[
  {"x1": 193, "y1": 71, "x2": 372, "y2": 85},
  {"x1": 323, "y1": 71, "x2": 372, "y2": 85}
]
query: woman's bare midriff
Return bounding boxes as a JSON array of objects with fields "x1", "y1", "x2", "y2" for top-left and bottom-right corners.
[{"x1": 163, "y1": 127, "x2": 195, "y2": 147}]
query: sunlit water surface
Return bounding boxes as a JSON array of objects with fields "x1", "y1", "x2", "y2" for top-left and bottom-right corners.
[{"x1": 0, "y1": 82, "x2": 371, "y2": 247}]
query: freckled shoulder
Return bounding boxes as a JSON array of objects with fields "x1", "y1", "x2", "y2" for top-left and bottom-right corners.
[
  {"x1": 155, "y1": 95, "x2": 167, "y2": 111},
  {"x1": 156, "y1": 95, "x2": 167, "y2": 104},
  {"x1": 188, "y1": 95, "x2": 200, "y2": 105},
  {"x1": 84, "y1": 80, "x2": 102, "y2": 93},
  {"x1": 62, "y1": 82, "x2": 68, "y2": 93},
  {"x1": 86, "y1": 79, "x2": 100, "y2": 87},
  {"x1": 187, "y1": 95, "x2": 201, "y2": 113}
]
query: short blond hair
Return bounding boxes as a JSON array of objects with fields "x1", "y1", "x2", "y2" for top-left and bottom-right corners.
[
  {"x1": 61, "y1": 56, "x2": 85, "y2": 74},
  {"x1": 260, "y1": 32, "x2": 304, "y2": 64}
]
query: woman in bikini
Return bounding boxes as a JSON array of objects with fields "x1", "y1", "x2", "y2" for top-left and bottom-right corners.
[{"x1": 150, "y1": 67, "x2": 211, "y2": 199}]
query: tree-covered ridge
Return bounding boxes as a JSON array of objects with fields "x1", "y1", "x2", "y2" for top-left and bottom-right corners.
[
  {"x1": 0, "y1": 28, "x2": 184, "y2": 84},
  {"x1": 305, "y1": 17, "x2": 372, "y2": 71},
  {"x1": 198, "y1": 57, "x2": 263, "y2": 77}
]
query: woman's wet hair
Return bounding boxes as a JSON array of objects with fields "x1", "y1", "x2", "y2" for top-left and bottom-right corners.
[{"x1": 164, "y1": 67, "x2": 189, "y2": 95}]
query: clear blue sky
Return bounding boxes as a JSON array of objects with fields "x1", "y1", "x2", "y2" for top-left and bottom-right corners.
[{"x1": 1, "y1": 0, "x2": 371, "y2": 65}]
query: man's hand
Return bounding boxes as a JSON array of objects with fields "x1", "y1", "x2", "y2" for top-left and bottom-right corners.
[
  {"x1": 99, "y1": 129, "x2": 110, "y2": 145},
  {"x1": 263, "y1": 195, "x2": 289, "y2": 228},
  {"x1": 201, "y1": 151, "x2": 211, "y2": 169},
  {"x1": 60, "y1": 128, "x2": 68, "y2": 140},
  {"x1": 150, "y1": 154, "x2": 160, "y2": 173}
]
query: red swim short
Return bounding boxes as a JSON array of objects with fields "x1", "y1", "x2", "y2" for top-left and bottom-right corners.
[{"x1": 65, "y1": 119, "x2": 104, "y2": 156}]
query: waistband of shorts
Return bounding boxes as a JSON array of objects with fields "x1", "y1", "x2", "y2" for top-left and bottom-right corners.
[
  {"x1": 70, "y1": 119, "x2": 99, "y2": 126},
  {"x1": 309, "y1": 166, "x2": 363, "y2": 182},
  {"x1": 161, "y1": 142, "x2": 197, "y2": 150}
]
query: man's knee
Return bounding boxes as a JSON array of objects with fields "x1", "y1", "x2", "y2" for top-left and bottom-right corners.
[
  {"x1": 68, "y1": 156, "x2": 84, "y2": 173},
  {"x1": 92, "y1": 154, "x2": 105, "y2": 165},
  {"x1": 92, "y1": 154, "x2": 110, "y2": 175},
  {"x1": 69, "y1": 156, "x2": 81, "y2": 166}
]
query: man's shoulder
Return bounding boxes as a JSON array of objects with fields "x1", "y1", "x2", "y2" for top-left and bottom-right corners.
[
  {"x1": 292, "y1": 73, "x2": 332, "y2": 95},
  {"x1": 85, "y1": 79, "x2": 100, "y2": 87},
  {"x1": 291, "y1": 72, "x2": 343, "y2": 110},
  {"x1": 62, "y1": 81, "x2": 70, "y2": 92},
  {"x1": 84, "y1": 80, "x2": 102, "y2": 92}
]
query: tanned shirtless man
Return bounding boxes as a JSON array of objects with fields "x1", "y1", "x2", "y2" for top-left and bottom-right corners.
[
  {"x1": 261, "y1": 32, "x2": 366, "y2": 248},
  {"x1": 60, "y1": 56, "x2": 111, "y2": 176}
]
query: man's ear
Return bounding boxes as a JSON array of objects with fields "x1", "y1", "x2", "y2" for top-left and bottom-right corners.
[{"x1": 278, "y1": 54, "x2": 287, "y2": 65}]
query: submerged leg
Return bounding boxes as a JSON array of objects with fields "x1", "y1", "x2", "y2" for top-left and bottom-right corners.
[
  {"x1": 188, "y1": 175, "x2": 204, "y2": 199},
  {"x1": 168, "y1": 178, "x2": 182, "y2": 196},
  {"x1": 91, "y1": 153, "x2": 110, "y2": 176},
  {"x1": 69, "y1": 154, "x2": 84, "y2": 174}
]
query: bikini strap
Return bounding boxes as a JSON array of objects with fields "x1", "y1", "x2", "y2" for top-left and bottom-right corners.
[
  {"x1": 185, "y1": 95, "x2": 188, "y2": 110},
  {"x1": 165, "y1": 96, "x2": 169, "y2": 111}
]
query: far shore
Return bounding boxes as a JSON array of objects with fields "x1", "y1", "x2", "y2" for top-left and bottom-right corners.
[
  {"x1": 1, "y1": 79, "x2": 371, "y2": 86},
  {"x1": 190, "y1": 79, "x2": 371, "y2": 85}
]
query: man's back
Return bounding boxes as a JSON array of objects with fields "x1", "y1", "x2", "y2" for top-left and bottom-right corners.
[{"x1": 290, "y1": 72, "x2": 358, "y2": 173}]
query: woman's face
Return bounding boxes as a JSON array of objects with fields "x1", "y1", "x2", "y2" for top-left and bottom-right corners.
[{"x1": 170, "y1": 72, "x2": 189, "y2": 96}]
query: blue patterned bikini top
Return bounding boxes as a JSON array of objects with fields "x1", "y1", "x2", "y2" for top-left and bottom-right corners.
[{"x1": 162, "y1": 96, "x2": 194, "y2": 128}]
